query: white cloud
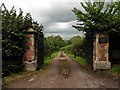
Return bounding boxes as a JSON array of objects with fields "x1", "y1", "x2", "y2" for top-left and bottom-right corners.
[
  {"x1": 44, "y1": 20, "x2": 77, "y2": 33},
  {"x1": 1, "y1": 0, "x2": 85, "y2": 40},
  {"x1": 48, "y1": 22, "x2": 70, "y2": 30}
]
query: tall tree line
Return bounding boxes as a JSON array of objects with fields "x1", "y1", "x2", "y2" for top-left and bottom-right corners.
[
  {"x1": 61, "y1": 36, "x2": 85, "y2": 57},
  {"x1": 44, "y1": 35, "x2": 66, "y2": 57}
]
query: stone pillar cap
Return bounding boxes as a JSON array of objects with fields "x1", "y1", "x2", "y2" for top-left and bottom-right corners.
[{"x1": 27, "y1": 28, "x2": 37, "y2": 33}]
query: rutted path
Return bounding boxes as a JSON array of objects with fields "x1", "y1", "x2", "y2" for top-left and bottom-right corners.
[{"x1": 5, "y1": 51, "x2": 118, "y2": 88}]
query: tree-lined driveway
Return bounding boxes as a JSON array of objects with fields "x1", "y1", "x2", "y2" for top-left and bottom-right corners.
[{"x1": 5, "y1": 52, "x2": 118, "y2": 88}]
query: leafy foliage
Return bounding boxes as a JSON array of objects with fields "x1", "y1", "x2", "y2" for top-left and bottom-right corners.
[
  {"x1": 72, "y1": 1, "x2": 120, "y2": 70},
  {"x1": 72, "y1": 1, "x2": 120, "y2": 33},
  {"x1": 61, "y1": 36, "x2": 85, "y2": 57},
  {"x1": 44, "y1": 35, "x2": 66, "y2": 56},
  {"x1": 71, "y1": 36, "x2": 85, "y2": 48},
  {"x1": 1, "y1": 3, "x2": 43, "y2": 75}
]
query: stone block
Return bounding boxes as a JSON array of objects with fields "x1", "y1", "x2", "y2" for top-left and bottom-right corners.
[
  {"x1": 93, "y1": 61, "x2": 111, "y2": 70},
  {"x1": 24, "y1": 61, "x2": 37, "y2": 71}
]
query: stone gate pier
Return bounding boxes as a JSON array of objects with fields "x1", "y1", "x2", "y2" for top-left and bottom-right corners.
[
  {"x1": 24, "y1": 28, "x2": 37, "y2": 71},
  {"x1": 93, "y1": 33, "x2": 111, "y2": 70}
]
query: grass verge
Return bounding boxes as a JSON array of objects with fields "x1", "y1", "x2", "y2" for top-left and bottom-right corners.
[
  {"x1": 3, "y1": 51, "x2": 59, "y2": 86},
  {"x1": 42, "y1": 51, "x2": 59, "y2": 69},
  {"x1": 111, "y1": 65, "x2": 120, "y2": 74},
  {"x1": 66, "y1": 53, "x2": 86, "y2": 67},
  {"x1": 65, "y1": 51, "x2": 120, "y2": 76}
]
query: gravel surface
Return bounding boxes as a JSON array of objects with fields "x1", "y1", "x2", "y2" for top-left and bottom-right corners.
[{"x1": 5, "y1": 51, "x2": 119, "y2": 88}]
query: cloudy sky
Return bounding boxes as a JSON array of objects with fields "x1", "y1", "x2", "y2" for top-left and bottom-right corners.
[
  {"x1": 1, "y1": 0, "x2": 115, "y2": 40},
  {"x1": 1, "y1": 0, "x2": 87, "y2": 40},
  {"x1": 0, "y1": 0, "x2": 112, "y2": 39}
]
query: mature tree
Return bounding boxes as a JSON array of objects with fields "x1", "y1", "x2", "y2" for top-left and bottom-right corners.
[
  {"x1": 70, "y1": 36, "x2": 85, "y2": 56},
  {"x1": 61, "y1": 36, "x2": 85, "y2": 57},
  {"x1": 72, "y1": 1, "x2": 120, "y2": 70},
  {"x1": 72, "y1": 1, "x2": 120, "y2": 33},
  {"x1": 47, "y1": 35, "x2": 65, "y2": 50},
  {"x1": 71, "y1": 36, "x2": 84, "y2": 46}
]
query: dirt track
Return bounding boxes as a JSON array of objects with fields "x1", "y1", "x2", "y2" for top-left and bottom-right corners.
[{"x1": 4, "y1": 51, "x2": 119, "y2": 88}]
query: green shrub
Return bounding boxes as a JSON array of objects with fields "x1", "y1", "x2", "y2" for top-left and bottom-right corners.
[{"x1": 2, "y1": 4, "x2": 43, "y2": 76}]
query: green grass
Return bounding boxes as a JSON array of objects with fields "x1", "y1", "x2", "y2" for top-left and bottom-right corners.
[
  {"x1": 67, "y1": 52, "x2": 120, "y2": 75},
  {"x1": 43, "y1": 51, "x2": 59, "y2": 68},
  {"x1": 66, "y1": 53, "x2": 86, "y2": 67},
  {"x1": 111, "y1": 66, "x2": 120, "y2": 74},
  {"x1": 3, "y1": 51, "x2": 59, "y2": 86}
]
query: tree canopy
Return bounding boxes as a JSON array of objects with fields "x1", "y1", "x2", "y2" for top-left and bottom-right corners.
[
  {"x1": 44, "y1": 35, "x2": 66, "y2": 54},
  {"x1": 1, "y1": 3, "x2": 43, "y2": 59},
  {"x1": 61, "y1": 36, "x2": 85, "y2": 57},
  {"x1": 72, "y1": 1, "x2": 120, "y2": 34}
]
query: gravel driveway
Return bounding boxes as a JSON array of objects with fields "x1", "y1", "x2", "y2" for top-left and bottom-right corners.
[{"x1": 5, "y1": 51, "x2": 119, "y2": 88}]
